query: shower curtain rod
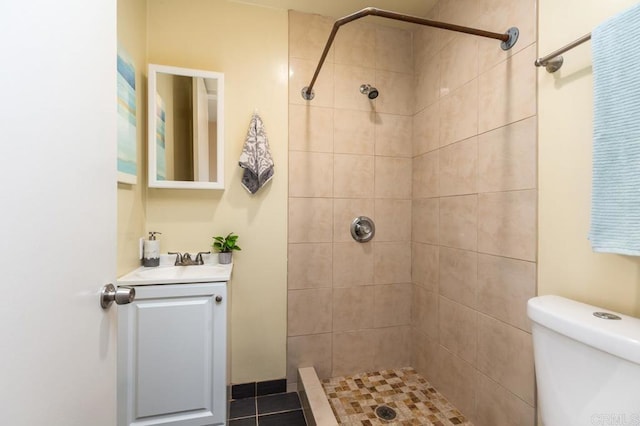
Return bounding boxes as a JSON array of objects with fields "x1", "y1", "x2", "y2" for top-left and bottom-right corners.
[{"x1": 301, "y1": 7, "x2": 520, "y2": 100}]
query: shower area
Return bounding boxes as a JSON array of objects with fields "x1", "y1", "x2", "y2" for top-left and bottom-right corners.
[{"x1": 287, "y1": 0, "x2": 537, "y2": 424}]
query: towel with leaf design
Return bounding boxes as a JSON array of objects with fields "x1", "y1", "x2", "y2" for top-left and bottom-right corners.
[{"x1": 239, "y1": 113, "x2": 274, "y2": 194}]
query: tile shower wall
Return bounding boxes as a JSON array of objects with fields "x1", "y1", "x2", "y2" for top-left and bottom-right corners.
[
  {"x1": 411, "y1": 0, "x2": 537, "y2": 425},
  {"x1": 287, "y1": 11, "x2": 414, "y2": 386},
  {"x1": 288, "y1": 0, "x2": 538, "y2": 424}
]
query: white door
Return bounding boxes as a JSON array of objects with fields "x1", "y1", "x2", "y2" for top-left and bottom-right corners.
[{"x1": 0, "y1": 1, "x2": 118, "y2": 425}]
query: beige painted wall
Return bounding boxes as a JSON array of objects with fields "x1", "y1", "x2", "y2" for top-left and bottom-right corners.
[
  {"x1": 538, "y1": 0, "x2": 640, "y2": 316},
  {"x1": 117, "y1": 0, "x2": 147, "y2": 277},
  {"x1": 146, "y1": 0, "x2": 289, "y2": 383}
]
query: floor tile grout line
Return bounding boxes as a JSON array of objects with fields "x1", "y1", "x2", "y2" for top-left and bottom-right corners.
[
  {"x1": 258, "y1": 408, "x2": 304, "y2": 416},
  {"x1": 255, "y1": 396, "x2": 258, "y2": 424},
  {"x1": 230, "y1": 414, "x2": 257, "y2": 420}
]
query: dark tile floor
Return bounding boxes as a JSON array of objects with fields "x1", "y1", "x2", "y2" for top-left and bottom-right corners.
[{"x1": 229, "y1": 392, "x2": 307, "y2": 426}]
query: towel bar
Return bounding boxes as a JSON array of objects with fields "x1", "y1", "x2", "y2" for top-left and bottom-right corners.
[{"x1": 535, "y1": 33, "x2": 592, "y2": 73}]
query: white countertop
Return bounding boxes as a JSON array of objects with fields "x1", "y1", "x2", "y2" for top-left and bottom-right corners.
[{"x1": 118, "y1": 254, "x2": 233, "y2": 285}]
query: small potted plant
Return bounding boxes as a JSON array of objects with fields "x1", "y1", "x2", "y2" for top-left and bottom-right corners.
[{"x1": 212, "y1": 232, "x2": 241, "y2": 264}]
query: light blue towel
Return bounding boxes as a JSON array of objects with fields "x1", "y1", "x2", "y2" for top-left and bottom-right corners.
[{"x1": 589, "y1": 3, "x2": 640, "y2": 255}]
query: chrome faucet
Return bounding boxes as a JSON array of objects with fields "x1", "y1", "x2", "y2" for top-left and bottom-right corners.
[{"x1": 168, "y1": 251, "x2": 210, "y2": 266}]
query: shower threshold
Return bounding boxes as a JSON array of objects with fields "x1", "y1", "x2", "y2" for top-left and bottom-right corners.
[{"x1": 298, "y1": 367, "x2": 472, "y2": 425}]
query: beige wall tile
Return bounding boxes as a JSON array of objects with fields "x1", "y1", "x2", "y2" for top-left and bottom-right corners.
[
  {"x1": 413, "y1": 103, "x2": 440, "y2": 156},
  {"x1": 289, "y1": 10, "x2": 334, "y2": 62},
  {"x1": 375, "y1": 114, "x2": 412, "y2": 157},
  {"x1": 333, "y1": 198, "x2": 375, "y2": 242},
  {"x1": 437, "y1": 346, "x2": 478, "y2": 421},
  {"x1": 374, "y1": 242, "x2": 412, "y2": 284},
  {"x1": 289, "y1": 105, "x2": 334, "y2": 153},
  {"x1": 374, "y1": 283, "x2": 412, "y2": 327},
  {"x1": 440, "y1": 34, "x2": 478, "y2": 95},
  {"x1": 415, "y1": 60, "x2": 441, "y2": 112},
  {"x1": 373, "y1": 326, "x2": 411, "y2": 370},
  {"x1": 288, "y1": 288, "x2": 333, "y2": 336},
  {"x1": 440, "y1": 79, "x2": 478, "y2": 147},
  {"x1": 334, "y1": 154, "x2": 374, "y2": 198},
  {"x1": 439, "y1": 247, "x2": 477, "y2": 309},
  {"x1": 414, "y1": 9, "x2": 442, "y2": 72},
  {"x1": 332, "y1": 330, "x2": 377, "y2": 377},
  {"x1": 439, "y1": 195, "x2": 478, "y2": 251},
  {"x1": 439, "y1": 137, "x2": 478, "y2": 196},
  {"x1": 375, "y1": 199, "x2": 411, "y2": 242},
  {"x1": 411, "y1": 327, "x2": 440, "y2": 383},
  {"x1": 476, "y1": 372, "x2": 535, "y2": 426},
  {"x1": 412, "y1": 198, "x2": 439, "y2": 244},
  {"x1": 412, "y1": 285, "x2": 439, "y2": 339},
  {"x1": 477, "y1": 254, "x2": 536, "y2": 332},
  {"x1": 412, "y1": 151, "x2": 439, "y2": 199},
  {"x1": 289, "y1": 151, "x2": 333, "y2": 197},
  {"x1": 438, "y1": 0, "x2": 481, "y2": 32},
  {"x1": 332, "y1": 286, "x2": 375, "y2": 332},
  {"x1": 290, "y1": 57, "x2": 334, "y2": 107},
  {"x1": 289, "y1": 197, "x2": 333, "y2": 243},
  {"x1": 376, "y1": 70, "x2": 414, "y2": 116},
  {"x1": 439, "y1": 297, "x2": 477, "y2": 365},
  {"x1": 287, "y1": 333, "x2": 332, "y2": 383},
  {"x1": 334, "y1": 64, "x2": 376, "y2": 111},
  {"x1": 439, "y1": 0, "x2": 481, "y2": 51},
  {"x1": 288, "y1": 243, "x2": 333, "y2": 289},
  {"x1": 375, "y1": 26, "x2": 413, "y2": 74},
  {"x1": 478, "y1": 116, "x2": 537, "y2": 192},
  {"x1": 333, "y1": 242, "x2": 374, "y2": 287},
  {"x1": 375, "y1": 157, "x2": 412, "y2": 199},
  {"x1": 477, "y1": 0, "x2": 537, "y2": 73},
  {"x1": 478, "y1": 190, "x2": 536, "y2": 261},
  {"x1": 477, "y1": 313, "x2": 534, "y2": 405},
  {"x1": 334, "y1": 109, "x2": 375, "y2": 155},
  {"x1": 334, "y1": 21, "x2": 376, "y2": 68},
  {"x1": 286, "y1": 10, "x2": 538, "y2": 403},
  {"x1": 478, "y1": 44, "x2": 536, "y2": 133},
  {"x1": 412, "y1": 243, "x2": 439, "y2": 293}
]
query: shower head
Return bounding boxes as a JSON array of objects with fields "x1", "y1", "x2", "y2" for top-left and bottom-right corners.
[{"x1": 360, "y1": 84, "x2": 379, "y2": 100}]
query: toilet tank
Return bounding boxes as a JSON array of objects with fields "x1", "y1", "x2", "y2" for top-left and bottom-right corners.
[{"x1": 528, "y1": 295, "x2": 640, "y2": 426}]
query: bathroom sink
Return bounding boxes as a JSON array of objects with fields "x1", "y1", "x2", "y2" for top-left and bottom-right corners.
[{"x1": 118, "y1": 263, "x2": 232, "y2": 285}]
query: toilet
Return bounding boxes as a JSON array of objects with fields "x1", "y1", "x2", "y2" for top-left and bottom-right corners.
[{"x1": 528, "y1": 295, "x2": 640, "y2": 426}]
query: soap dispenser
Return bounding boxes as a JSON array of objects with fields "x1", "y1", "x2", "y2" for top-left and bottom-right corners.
[{"x1": 143, "y1": 231, "x2": 161, "y2": 267}]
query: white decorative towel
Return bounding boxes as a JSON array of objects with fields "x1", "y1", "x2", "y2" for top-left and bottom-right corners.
[
  {"x1": 239, "y1": 113, "x2": 274, "y2": 194},
  {"x1": 589, "y1": 3, "x2": 640, "y2": 255}
]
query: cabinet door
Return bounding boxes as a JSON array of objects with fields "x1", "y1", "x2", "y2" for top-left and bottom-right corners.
[{"x1": 118, "y1": 283, "x2": 227, "y2": 426}]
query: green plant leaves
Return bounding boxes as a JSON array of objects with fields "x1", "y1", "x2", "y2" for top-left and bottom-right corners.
[{"x1": 211, "y1": 232, "x2": 241, "y2": 253}]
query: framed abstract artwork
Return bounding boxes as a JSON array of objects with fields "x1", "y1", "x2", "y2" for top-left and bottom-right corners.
[{"x1": 117, "y1": 47, "x2": 137, "y2": 184}]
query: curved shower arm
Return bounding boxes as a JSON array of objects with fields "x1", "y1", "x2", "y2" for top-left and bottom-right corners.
[{"x1": 301, "y1": 7, "x2": 519, "y2": 100}]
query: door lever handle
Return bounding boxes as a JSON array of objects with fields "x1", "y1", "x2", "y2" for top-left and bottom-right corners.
[{"x1": 100, "y1": 284, "x2": 136, "y2": 309}]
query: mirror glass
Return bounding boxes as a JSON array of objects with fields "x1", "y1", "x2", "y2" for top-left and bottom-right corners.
[{"x1": 148, "y1": 64, "x2": 224, "y2": 189}]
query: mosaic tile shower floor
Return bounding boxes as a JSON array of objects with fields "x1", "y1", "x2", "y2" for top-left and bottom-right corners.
[{"x1": 322, "y1": 367, "x2": 473, "y2": 426}]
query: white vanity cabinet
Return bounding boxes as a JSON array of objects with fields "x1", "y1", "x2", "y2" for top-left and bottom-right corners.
[{"x1": 117, "y1": 282, "x2": 227, "y2": 426}]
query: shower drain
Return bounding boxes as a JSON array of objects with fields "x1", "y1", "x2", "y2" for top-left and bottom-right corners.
[{"x1": 375, "y1": 405, "x2": 397, "y2": 421}]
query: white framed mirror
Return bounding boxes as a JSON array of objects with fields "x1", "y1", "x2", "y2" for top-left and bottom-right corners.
[{"x1": 148, "y1": 64, "x2": 224, "y2": 189}]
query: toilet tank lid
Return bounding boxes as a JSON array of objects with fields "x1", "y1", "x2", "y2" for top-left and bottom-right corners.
[{"x1": 528, "y1": 295, "x2": 640, "y2": 365}]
